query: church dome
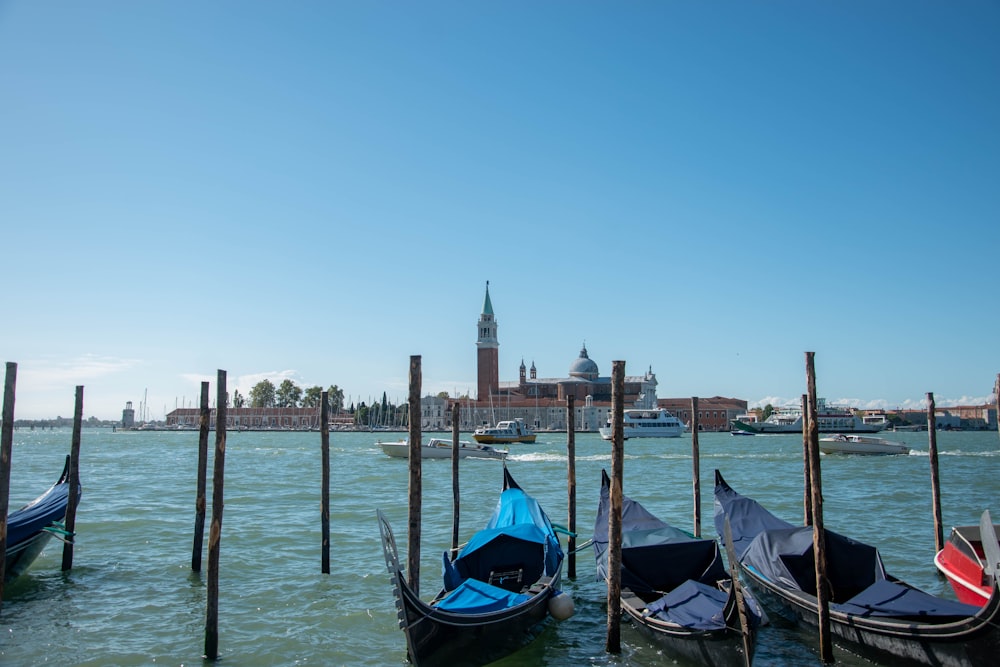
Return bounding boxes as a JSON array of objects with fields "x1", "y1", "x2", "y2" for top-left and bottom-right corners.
[{"x1": 568, "y1": 345, "x2": 599, "y2": 380}]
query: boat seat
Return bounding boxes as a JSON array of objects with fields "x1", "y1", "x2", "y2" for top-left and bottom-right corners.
[{"x1": 488, "y1": 567, "x2": 524, "y2": 592}]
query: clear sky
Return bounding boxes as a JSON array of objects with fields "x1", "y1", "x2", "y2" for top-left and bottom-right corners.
[{"x1": 2, "y1": 1, "x2": 998, "y2": 421}]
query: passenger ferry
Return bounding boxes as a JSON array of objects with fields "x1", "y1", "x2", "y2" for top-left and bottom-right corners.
[
  {"x1": 599, "y1": 408, "x2": 685, "y2": 440},
  {"x1": 730, "y1": 398, "x2": 886, "y2": 434}
]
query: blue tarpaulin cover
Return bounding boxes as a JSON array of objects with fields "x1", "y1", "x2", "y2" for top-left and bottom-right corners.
[
  {"x1": 645, "y1": 579, "x2": 729, "y2": 630},
  {"x1": 7, "y1": 478, "x2": 70, "y2": 547},
  {"x1": 436, "y1": 578, "x2": 530, "y2": 614}
]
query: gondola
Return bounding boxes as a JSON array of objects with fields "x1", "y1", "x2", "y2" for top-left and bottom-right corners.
[
  {"x1": 593, "y1": 470, "x2": 760, "y2": 666},
  {"x1": 713, "y1": 470, "x2": 1000, "y2": 666},
  {"x1": 6, "y1": 455, "x2": 76, "y2": 582},
  {"x1": 377, "y1": 467, "x2": 569, "y2": 667}
]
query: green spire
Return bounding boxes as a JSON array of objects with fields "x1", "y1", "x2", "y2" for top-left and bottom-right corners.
[{"x1": 483, "y1": 281, "x2": 494, "y2": 316}]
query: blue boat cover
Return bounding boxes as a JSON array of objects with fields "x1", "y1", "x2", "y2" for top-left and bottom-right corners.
[
  {"x1": 441, "y1": 484, "x2": 562, "y2": 610},
  {"x1": 7, "y1": 480, "x2": 70, "y2": 547},
  {"x1": 436, "y1": 577, "x2": 530, "y2": 613},
  {"x1": 714, "y1": 472, "x2": 981, "y2": 619},
  {"x1": 646, "y1": 579, "x2": 729, "y2": 630}
]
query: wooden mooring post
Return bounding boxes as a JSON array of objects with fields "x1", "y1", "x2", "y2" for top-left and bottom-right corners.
[
  {"x1": 801, "y1": 393, "x2": 812, "y2": 526},
  {"x1": 605, "y1": 360, "x2": 625, "y2": 654},
  {"x1": 566, "y1": 394, "x2": 577, "y2": 578},
  {"x1": 321, "y1": 390, "x2": 330, "y2": 574},
  {"x1": 192, "y1": 381, "x2": 210, "y2": 572},
  {"x1": 690, "y1": 396, "x2": 701, "y2": 537},
  {"x1": 451, "y1": 402, "x2": 460, "y2": 556},
  {"x1": 61, "y1": 385, "x2": 83, "y2": 571},
  {"x1": 204, "y1": 370, "x2": 227, "y2": 660},
  {"x1": 0, "y1": 361, "x2": 17, "y2": 607},
  {"x1": 407, "y1": 356, "x2": 422, "y2": 596},
  {"x1": 805, "y1": 352, "x2": 833, "y2": 663},
  {"x1": 927, "y1": 392, "x2": 943, "y2": 554}
]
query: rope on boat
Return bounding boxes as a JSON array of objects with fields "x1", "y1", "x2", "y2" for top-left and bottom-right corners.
[
  {"x1": 43, "y1": 521, "x2": 76, "y2": 543},
  {"x1": 551, "y1": 523, "x2": 577, "y2": 538},
  {"x1": 569, "y1": 538, "x2": 593, "y2": 554}
]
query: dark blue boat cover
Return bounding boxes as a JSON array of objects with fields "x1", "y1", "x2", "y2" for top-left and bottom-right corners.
[
  {"x1": 441, "y1": 485, "x2": 562, "y2": 609},
  {"x1": 7, "y1": 480, "x2": 70, "y2": 547},
  {"x1": 714, "y1": 472, "x2": 981, "y2": 619},
  {"x1": 436, "y1": 577, "x2": 530, "y2": 613},
  {"x1": 646, "y1": 579, "x2": 729, "y2": 630}
]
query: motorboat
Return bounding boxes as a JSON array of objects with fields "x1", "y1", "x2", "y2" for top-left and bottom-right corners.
[
  {"x1": 379, "y1": 438, "x2": 507, "y2": 460},
  {"x1": 934, "y1": 510, "x2": 1000, "y2": 607},
  {"x1": 472, "y1": 419, "x2": 536, "y2": 444},
  {"x1": 818, "y1": 433, "x2": 910, "y2": 455},
  {"x1": 598, "y1": 408, "x2": 684, "y2": 440},
  {"x1": 730, "y1": 398, "x2": 887, "y2": 434}
]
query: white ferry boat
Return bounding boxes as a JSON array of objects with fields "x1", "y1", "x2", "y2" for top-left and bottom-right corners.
[
  {"x1": 599, "y1": 408, "x2": 684, "y2": 440},
  {"x1": 730, "y1": 398, "x2": 886, "y2": 434}
]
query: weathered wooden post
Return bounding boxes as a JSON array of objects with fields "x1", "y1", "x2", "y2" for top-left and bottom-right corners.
[
  {"x1": 691, "y1": 396, "x2": 701, "y2": 537},
  {"x1": 566, "y1": 394, "x2": 577, "y2": 579},
  {"x1": 61, "y1": 385, "x2": 83, "y2": 571},
  {"x1": 407, "y1": 355, "x2": 422, "y2": 596},
  {"x1": 192, "y1": 381, "x2": 210, "y2": 572},
  {"x1": 0, "y1": 361, "x2": 17, "y2": 606},
  {"x1": 204, "y1": 370, "x2": 227, "y2": 660},
  {"x1": 994, "y1": 374, "x2": 1000, "y2": 443},
  {"x1": 451, "y1": 402, "x2": 460, "y2": 556},
  {"x1": 805, "y1": 352, "x2": 833, "y2": 663},
  {"x1": 606, "y1": 360, "x2": 625, "y2": 654},
  {"x1": 927, "y1": 392, "x2": 943, "y2": 554},
  {"x1": 321, "y1": 390, "x2": 330, "y2": 574},
  {"x1": 801, "y1": 393, "x2": 812, "y2": 526}
]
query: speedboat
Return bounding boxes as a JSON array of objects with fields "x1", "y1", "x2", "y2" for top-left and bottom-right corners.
[
  {"x1": 935, "y1": 510, "x2": 1000, "y2": 607},
  {"x1": 379, "y1": 438, "x2": 507, "y2": 460},
  {"x1": 472, "y1": 419, "x2": 536, "y2": 444},
  {"x1": 598, "y1": 408, "x2": 684, "y2": 440},
  {"x1": 819, "y1": 434, "x2": 910, "y2": 455}
]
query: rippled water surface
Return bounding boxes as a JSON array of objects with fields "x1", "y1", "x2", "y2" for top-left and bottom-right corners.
[{"x1": 1, "y1": 428, "x2": 996, "y2": 665}]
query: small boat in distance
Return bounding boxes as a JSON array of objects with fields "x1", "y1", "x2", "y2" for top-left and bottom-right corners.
[
  {"x1": 599, "y1": 408, "x2": 684, "y2": 440},
  {"x1": 379, "y1": 438, "x2": 507, "y2": 461},
  {"x1": 6, "y1": 455, "x2": 77, "y2": 582},
  {"x1": 713, "y1": 470, "x2": 1000, "y2": 666},
  {"x1": 377, "y1": 467, "x2": 569, "y2": 666},
  {"x1": 472, "y1": 418, "x2": 537, "y2": 444},
  {"x1": 935, "y1": 510, "x2": 1000, "y2": 607},
  {"x1": 593, "y1": 470, "x2": 761, "y2": 666},
  {"x1": 819, "y1": 433, "x2": 910, "y2": 455}
]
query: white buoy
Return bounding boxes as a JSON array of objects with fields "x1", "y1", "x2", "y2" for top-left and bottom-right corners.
[{"x1": 548, "y1": 591, "x2": 575, "y2": 620}]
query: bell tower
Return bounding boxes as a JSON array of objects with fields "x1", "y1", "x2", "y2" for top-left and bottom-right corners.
[{"x1": 476, "y1": 281, "x2": 499, "y2": 401}]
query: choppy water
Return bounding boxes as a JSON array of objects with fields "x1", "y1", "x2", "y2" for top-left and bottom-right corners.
[{"x1": 1, "y1": 428, "x2": 996, "y2": 666}]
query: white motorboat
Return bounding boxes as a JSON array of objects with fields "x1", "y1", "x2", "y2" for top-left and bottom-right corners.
[
  {"x1": 380, "y1": 438, "x2": 508, "y2": 460},
  {"x1": 599, "y1": 408, "x2": 684, "y2": 440},
  {"x1": 472, "y1": 418, "x2": 537, "y2": 444},
  {"x1": 819, "y1": 433, "x2": 910, "y2": 455}
]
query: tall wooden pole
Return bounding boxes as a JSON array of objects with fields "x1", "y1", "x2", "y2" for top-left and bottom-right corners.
[
  {"x1": 605, "y1": 360, "x2": 625, "y2": 654},
  {"x1": 805, "y1": 352, "x2": 833, "y2": 663},
  {"x1": 927, "y1": 392, "x2": 943, "y2": 554},
  {"x1": 566, "y1": 394, "x2": 577, "y2": 579},
  {"x1": 691, "y1": 396, "x2": 701, "y2": 537},
  {"x1": 61, "y1": 385, "x2": 83, "y2": 571},
  {"x1": 451, "y1": 402, "x2": 460, "y2": 556},
  {"x1": 407, "y1": 356, "x2": 422, "y2": 596},
  {"x1": 994, "y1": 373, "x2": 1000, "y2": 443},
  {"x1": 204, "y1": 370, "x2": 227, "y2": 660},
  {"x1": 192, "y1": 381, "x2": 210, "y2": 572},
  {"x1": 801, "y1": 393, "x2": 812, "y2": 526},
  {"x1": 0, "y1": 361, "x2": 17, "y2": 606},
  {"x1": 321, "y1": 391, "x2": 330, "y2": 574}
]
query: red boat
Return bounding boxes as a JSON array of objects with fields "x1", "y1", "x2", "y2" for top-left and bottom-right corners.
[{"x1": 934, "y1": 510, "x2": 1000, "y2": 607}]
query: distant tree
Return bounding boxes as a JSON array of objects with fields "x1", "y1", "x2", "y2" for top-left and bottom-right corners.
[
  {"x1": 301, "y1": 386, "x2": 324, "y2": 407},
  {"x1": 436, "y1": 391, "x2": 450, "y2": 399},
  {"x1": 232, "y1": 389, "x2": 246, "y2": 409},
  {"x1": 276, "y1": 379, "x2": 302, "y2": 408},
  {"x1": 249, "y1": 380, "x2": 276, "y2": 408},
  {"x1": 327, "y1": 385, "x2": 345, "y2": 412},
  {"x1": 762, "y1": 404, "x2": 774, "y2": 421}
]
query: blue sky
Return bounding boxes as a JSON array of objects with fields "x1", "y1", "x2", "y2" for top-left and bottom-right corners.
[{"x1": 2, "y1": 2, "x2": 998, "y2": 420}]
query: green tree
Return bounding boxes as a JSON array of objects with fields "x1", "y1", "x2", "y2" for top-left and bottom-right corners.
[
  {"x1": 232, "y1": 389, "x2": 245, "y2": 409},
  {"x1": 249, "y1": 380, "x2": 276, "y2": 408},
  {"x1": 276, "y1": 379, "x2": 302, "y2": 408},
  {"x1": 327, "y1": 385, "x2": 345, "y2": 412},
  {"x1": 762, "y1": 404, "x2": 774, "y2": 421},
  {"x1": 301, "y1": 386, "x2": 324, "y2": 408},
  {"x1": 436, "y1": 391, "x2": 450, "y2": 399}
]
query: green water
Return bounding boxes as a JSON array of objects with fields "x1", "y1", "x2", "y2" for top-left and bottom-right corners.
[{"x1": 0, "y1": 428, "x2": 996, "y2": 666}]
